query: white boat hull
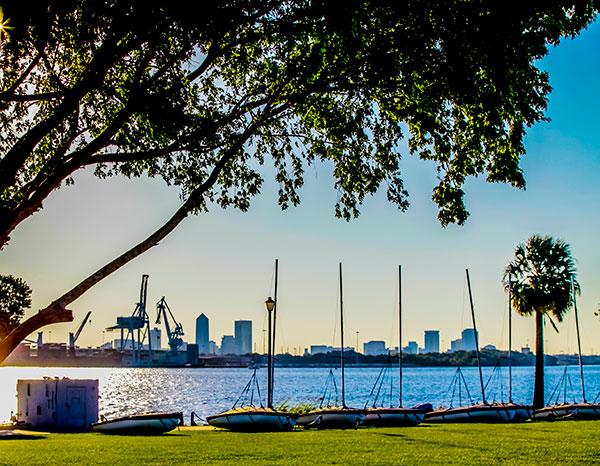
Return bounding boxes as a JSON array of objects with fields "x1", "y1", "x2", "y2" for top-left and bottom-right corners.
[
  {"x1": 534, "y1": 403, "x2": 600, "y2": 421},
  {"x1": 296, "y1": 409, "x2": 364, "y2": 429},
  {"x1": 425, "y1": 404, "x2": 531, "y2": 423},
  {"x1": 206, "y1": 411, "x2": 296, "y2": 432},
  {"x1": 363, "y1": 408, "x2": 426, "y2": 427},
  {"x1": 93, "y1": 412, "x2": 182, "y2": 435}
]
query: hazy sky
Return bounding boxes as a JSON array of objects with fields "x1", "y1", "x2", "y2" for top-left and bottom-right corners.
[{"x1": 2, "y1": 21, "x2": 600, "y2": 355}]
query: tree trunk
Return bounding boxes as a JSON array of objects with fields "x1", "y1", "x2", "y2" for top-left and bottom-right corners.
[
  {"x1": 0, "y1": 302, "x2": 73, "y2": 362},
  {"x1": 533, "y1": 310, "x2": 545, "y2": 410}
]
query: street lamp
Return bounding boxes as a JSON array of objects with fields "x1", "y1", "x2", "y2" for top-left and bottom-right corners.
[
  {"x1": 265, "y1": 296, "x2": 275, "y2": 408},
  {"x1": 265, "y1": 297, "x2": 275, "y2": 312}
]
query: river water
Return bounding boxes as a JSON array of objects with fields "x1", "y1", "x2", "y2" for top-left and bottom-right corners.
[{"x1": 2, "y1": 365, "x2": 599, "y2": 424}]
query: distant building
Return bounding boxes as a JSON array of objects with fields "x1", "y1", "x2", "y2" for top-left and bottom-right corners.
[
  {"x1": 186, "y1": 344, "x2": 199, "y2": 364},
  {"x1": 195, "y1": 314, "x2": 210, "y2": 354},
  {"x1": 311, "y1": 345, "x2": 332, "y2": 354},
  {"x1": 149, "y1": 327, "x2": 161, "y2": 350},
  {"x1": 483, "y1": 344, "x2": 496, "y2": 351},
  {"x1": 461, "y1": 328, "x2": 478, "y2": 352},
  {"x1": 363, "y1": 340, "x2": 387, "y2": 356},
  {"x1": 424, "y1": 330, "x2": 440, "y2": 353},
  {"x1": 208, "y1": 340, "x2": 217, "y2": 355},
  {"x1": 450, "y1": 338, "x2": 463, "y2": 352},
  {"x1": 221, "y1": 335, "x2": 238, "y2": 354},
  {"x1": 235, "y1": 320, "x2": 253, "y2": 354},
  {"x1": 521, "y1": 345, "x2": 531, "y2": 355},
  {"x1": 404, "y1": 341, "x2": 419, "y2": 354}
]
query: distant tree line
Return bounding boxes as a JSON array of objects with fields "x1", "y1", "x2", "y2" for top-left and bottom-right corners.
[{"x1": 260, "y1": 349, "x2": 600, "y2": 367}]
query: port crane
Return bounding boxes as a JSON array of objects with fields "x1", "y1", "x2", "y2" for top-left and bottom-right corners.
[
  {"x1": 156, "y1": 297, "x2": 184, "y2": 352},
  {"x1": 106, "y1": 274, "x2": 152, "y2": 363},
  {"x1": 69, "y1": 310, "x2": 92, "y2": 353}
]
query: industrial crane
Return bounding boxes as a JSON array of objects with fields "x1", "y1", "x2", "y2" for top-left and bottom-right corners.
[
  {"x1": 106, "y1": 274, "x2": 152, "y2": 362},
  {"x1": 69, "y1": 310, "x2": 92, "y2": 353},
  {"x1": 156, "y1": 297, "x2": 184, "y2": 352}
]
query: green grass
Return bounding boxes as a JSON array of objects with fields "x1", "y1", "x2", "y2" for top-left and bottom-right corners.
[{"x1": 0, "y1": 422, "x2": 598, "y2": 465}]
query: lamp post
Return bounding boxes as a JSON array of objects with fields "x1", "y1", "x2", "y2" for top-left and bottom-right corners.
[{"x1": 265, "y1": 296, "x2": 275, "y2": 409}]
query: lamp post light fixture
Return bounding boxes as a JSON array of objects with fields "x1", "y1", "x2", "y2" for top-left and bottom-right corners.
[
  {"x1": 265, "y1": 296, "x2": 275, "y2": 408},
  {"x1": 265, "y1": 297, "x2": 275, "y2": 313}
]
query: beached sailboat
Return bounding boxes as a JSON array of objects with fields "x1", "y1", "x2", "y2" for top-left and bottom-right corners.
[
  {"x1": 533, "y1": 278, "x2": 600, "y2": 421},
  {"x1": 426, "y1": 269, "x2": 530, "y2": 423},
  {"x1": 206, "y1": 260, "x2": 296, "y2": 432},
  {"x1": 92, "y1": 412, "x2": 183, "y2": 435},
  {"x1": 296, "y1": 263, "x2": 365, "y2": 429},
  {"x1": 363, "y1": 265, "x2": 430, "y2": 427}
]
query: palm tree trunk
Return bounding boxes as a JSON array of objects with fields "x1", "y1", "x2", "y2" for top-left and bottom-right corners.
[{"x1": 533, "y1": 311, "x2": 545, "y2": 409}]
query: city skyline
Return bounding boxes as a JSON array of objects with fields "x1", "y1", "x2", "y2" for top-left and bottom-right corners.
[{"x1": 1, "y1": 21, "x2": 599, "y2": 356}]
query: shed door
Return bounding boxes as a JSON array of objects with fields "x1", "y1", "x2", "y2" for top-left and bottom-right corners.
[{"x1": 66, "y1": 387, "x2": 86, "y2": 427}]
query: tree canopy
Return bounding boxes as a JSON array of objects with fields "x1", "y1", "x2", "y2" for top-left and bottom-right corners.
[
  {"x1": 504, "y1": 235, "x2": 579, "y2": 323},
  {"x1": 0, "y1": 275, "x2": 31, "y2": 338},
  {"x1": 0, "y1": 1, "x2": 598, "y2": 360}
]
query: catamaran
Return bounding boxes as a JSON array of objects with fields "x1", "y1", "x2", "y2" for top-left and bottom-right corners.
[
  {"x1": 206, "y1": 260, "x2": 296, "y2": 431},
  {"x1": 425, "y1": 269, "x2": 530, "y2": 423},
  {"x1": 92, "y1": 412, "x2": 183, "y2": 434},
  {"x1": 295, "y1": 263, "x2": 365, "y2": 429},
  {"x1": 363, "y1": 265, "x2": 430, "y2": 427}
]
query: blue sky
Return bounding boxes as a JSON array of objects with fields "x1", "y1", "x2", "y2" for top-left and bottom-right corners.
[{"x1": 1, "y1": 20, "x2": 600, "y2": 354}]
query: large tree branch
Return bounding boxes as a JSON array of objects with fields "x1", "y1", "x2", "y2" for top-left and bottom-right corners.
[
  {"x1": 0, "y1": 37, "x2": 141, "y2": 195},
  {"x1": 0, "y1": 52, "x2": 43, "y2": 98},
  {"x1": 0, "y1": 302, "x2": 73, "y2": 363},
  {"x1": 0, "y1": 114, "x2": 265, "y2": 362}
]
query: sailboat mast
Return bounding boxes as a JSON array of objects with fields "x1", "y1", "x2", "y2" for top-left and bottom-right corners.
[
  {"x1": 267, "y1": 300, "x2": 272, "y2": 408},
  {"x1": 572, "y1": 276, "x2": 586, "y2": 403},
  {"x1": 339, "y1": 262, "x2": 346, "y2": 408},
  {"x1": 508, "y1": 274, "x2": 513, "y2": 403},
  {"x1": 465, "y1": 268, "x2": 486, "y2": 405},
  {"x1": 398, "y1": 265, "x2": 403, "y2": 408},
  {"x1": 271, "y1": 259, "x2": 278, "y2": 404}
]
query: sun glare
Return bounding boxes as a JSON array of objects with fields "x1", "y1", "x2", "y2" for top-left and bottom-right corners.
[{"x1": 0, "y1": 7, "x2": 14, "y2": 43}]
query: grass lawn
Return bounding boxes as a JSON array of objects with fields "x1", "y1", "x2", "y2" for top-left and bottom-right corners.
[{"x1": 0, "y1": 422, "x2": 598, "y2": 465}]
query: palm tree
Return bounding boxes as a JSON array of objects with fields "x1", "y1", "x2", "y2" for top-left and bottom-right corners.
[{"x1": 503, "y1": 235, "x2": 579, "y2": 410}]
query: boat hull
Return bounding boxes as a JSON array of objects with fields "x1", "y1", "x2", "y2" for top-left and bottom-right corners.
[
  {"x1": 206, "y1": 410, "x2": 296, "y2": 432},
  {"x1": 92, "y1": 412, "x2": 183, "y2": 435},
  {"x1": 363, "y1": 408, "x2": 427, "y2": 427},
  {"x1": 534, "y1": 403, "x2": 600, "y2": 421},
  {"x1": 425, "y1": 404, "x2": 531, "y2": 423},
  {"x1": 296, "y1": 409, "x2": 364, "y2": 429}
]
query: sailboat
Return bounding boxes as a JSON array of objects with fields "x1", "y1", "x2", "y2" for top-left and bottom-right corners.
[
  {"x1": 206, "y1": 260, "x2": 296, "y2": 432},
  {"x1": 295, "y1": 263, "x2": 365, "y2": 429},
  {"x1": 425, "y1": 269, "x2": 530, "y2": 423},
  {"x1": 533, "y1": 277, "x2": 600, "y2": 421},
  {"x1": 363, "y1": 265, "x2": 431, "y2": 427}
]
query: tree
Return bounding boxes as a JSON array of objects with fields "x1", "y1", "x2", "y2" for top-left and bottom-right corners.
[
  {"x1": 503, "y1": 235, "x2": 579, "y2": 410},
  {"x1": 0, "y1": 1, "x2": 598, "y2": 361},
  {"x1": 0, "y1": 275, "x2": 31, "y2": 338}
]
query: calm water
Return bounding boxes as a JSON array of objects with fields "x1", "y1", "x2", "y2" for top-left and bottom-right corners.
[{"x1": 2, "y1": 365, "x2": 599, "y2": 424}]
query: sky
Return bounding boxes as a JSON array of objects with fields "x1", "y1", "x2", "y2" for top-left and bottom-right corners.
[{"x1": 1, "y1": 20, "x2": 600, "y2": 355}]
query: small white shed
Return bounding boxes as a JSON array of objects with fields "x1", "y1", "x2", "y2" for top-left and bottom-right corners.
[{"x1": 16, "y1": 377, "x2": 98, "y2": 430}]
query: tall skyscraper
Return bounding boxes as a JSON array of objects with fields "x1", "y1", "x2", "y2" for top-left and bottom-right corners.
[
  {"x1": 195, "y1": 313, "x2": 209, "y2": 354},
  {"x1": 424, "y1": 330, "x2": 440, "y2": 353},
  {"x1": 235, "y1": 320, "x2": 253, "y2": 354},
  {"x1": 461, "y1": 328, "x2": 478, "y2": 351}
]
